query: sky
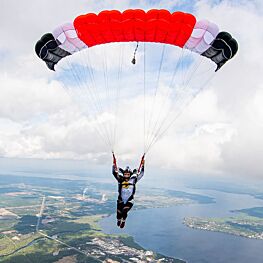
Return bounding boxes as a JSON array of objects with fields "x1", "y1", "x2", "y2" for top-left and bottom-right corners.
[{"x1": 0, "y1": 0, "x2": 263, "y2": 180}]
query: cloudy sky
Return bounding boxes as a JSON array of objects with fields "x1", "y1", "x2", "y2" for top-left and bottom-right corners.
[{"x1": 0, "y1": 0, "x2": 262, "y2": 179}]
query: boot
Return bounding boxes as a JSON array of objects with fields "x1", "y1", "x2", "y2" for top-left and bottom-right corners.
[{"x1": 120, "y1": 219, "x2": 126, "y2": 229}]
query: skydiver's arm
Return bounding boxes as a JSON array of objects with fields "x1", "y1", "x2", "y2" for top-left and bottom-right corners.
[
  {"x1": 137, "y1": 157, "x2": 145, "y2": 182},
  {"x1": 137, "y1": 165, "x2": 144, "y2": 181},
  {"x1": 112, "y1": 152, "x2": 120, "y2": 181},
  {"x1": 112, "y1": 165, "x2": 120, "y2": 181}
]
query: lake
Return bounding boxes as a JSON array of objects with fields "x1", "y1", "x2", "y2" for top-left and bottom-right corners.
[{"x1": 100, "y1": 188, "x2": 263, "y2": 263}]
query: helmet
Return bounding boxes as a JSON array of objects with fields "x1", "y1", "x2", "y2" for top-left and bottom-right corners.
[
  {"x1": 124, "y1": 166, "x2": 132, "y2": 173},
  {"x1": 123, "y1": 166, "x2": 132, "y2": 176}
]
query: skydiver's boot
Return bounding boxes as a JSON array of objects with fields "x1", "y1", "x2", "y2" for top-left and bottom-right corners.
[
  {"x1": 120, "y1": 203, "x2": 131, "y2": 229},
  {"x1": 116, "y1": 204, "x2": 122, "y2": 227},
  {"x1": 120, "y1": 219, "x2": 126, "y2": 229}
]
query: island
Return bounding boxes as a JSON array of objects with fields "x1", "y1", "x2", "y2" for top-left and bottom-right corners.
[{"x1": 183, "y1": 207, "x2": 263, "y2": 240}]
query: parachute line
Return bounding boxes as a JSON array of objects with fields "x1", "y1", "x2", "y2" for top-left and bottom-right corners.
[
  {"x1": 145, "y1": 45, "x2": 166, "y2": 148},
  {"x1": 144, "y1": 48, "x2": 185, "y2": 151},
  {"x1": 143, "y1": 42, "x2": 146, "y2": 153},
  {"x1": 65, "y1": 55, "x2": 113, "y2": 150},
  {"x1": 145, "y1": 72, "x2": 216, "y2": 153}
]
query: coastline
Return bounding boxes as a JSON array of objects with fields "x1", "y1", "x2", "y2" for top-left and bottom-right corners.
[{"x1": 96, "y1": 213, "x2": 186, "y2": 263}]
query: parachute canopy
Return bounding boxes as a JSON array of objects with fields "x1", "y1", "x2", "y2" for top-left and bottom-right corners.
[
  {"x1": 35, "y1": 33, "x2": 70, "y2": 71},
  {"x1": 73, "y1": 10, "x2": 196, "y2": 47},
  {"x1": 201, "y1": 31, "x2": 238, "y2": 71},
  {"x1": 35, "y1": 9, "x2": 238, "y2": 72}
]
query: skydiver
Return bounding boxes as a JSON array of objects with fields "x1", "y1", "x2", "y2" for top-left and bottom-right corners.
[{"x1": 112, "y1": 152, "x2": 145, "y2": 228}]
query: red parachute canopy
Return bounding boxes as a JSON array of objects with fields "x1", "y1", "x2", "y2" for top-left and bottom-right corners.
[{"x1": 74, "y1": 9, "x2": 196, "y2": 47}]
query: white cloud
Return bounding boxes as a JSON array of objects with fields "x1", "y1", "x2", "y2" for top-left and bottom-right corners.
[{"x1": 0, "y1": 73, "x2": 70, "y2": 121}]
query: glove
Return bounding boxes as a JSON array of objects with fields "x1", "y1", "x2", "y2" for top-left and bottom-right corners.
[{"x1": 112, "y1": 152, "x2": 117, "y2": 168}]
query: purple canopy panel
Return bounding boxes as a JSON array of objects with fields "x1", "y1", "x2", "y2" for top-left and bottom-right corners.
[
  {"x1": 184, "y1": 19, "x2": 219, "y2": 54},
  {"x1": 52, "y1": 22, "x2": 87, "y2": 54}
]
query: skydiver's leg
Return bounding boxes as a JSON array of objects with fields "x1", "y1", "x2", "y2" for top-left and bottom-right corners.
[
  {"x1": 122, "y1": 202, "x2": 133, "y2": 220},
  {"x1": 116, "y1": 200, "x2": 124, "y2": 226},
  {"x1": 120, "y1": 201, "x2": 133, "y2": 228}
]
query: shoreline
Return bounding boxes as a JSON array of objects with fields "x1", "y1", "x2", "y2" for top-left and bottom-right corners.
[{"x1": 98, "y1": 211, "x2": 186, "y2": 263}]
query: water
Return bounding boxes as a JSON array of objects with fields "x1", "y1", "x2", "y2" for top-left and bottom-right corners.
[{"x1": 100, "y1": 189, "x2": 263, "y2": 263}]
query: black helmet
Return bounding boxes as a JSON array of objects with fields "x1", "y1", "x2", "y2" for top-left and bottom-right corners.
[{"x1": 123, "y1": 166, "x2": 132, "y2": 175}]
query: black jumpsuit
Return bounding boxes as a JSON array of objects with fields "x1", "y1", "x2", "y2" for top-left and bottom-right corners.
[{"x1": 112, "y1": 166, "x2": 144, "y2": 221}]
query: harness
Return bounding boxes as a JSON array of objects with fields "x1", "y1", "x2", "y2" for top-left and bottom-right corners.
[{"x1": 118, "y1": 175, "x2": 138, "y2": 202}]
